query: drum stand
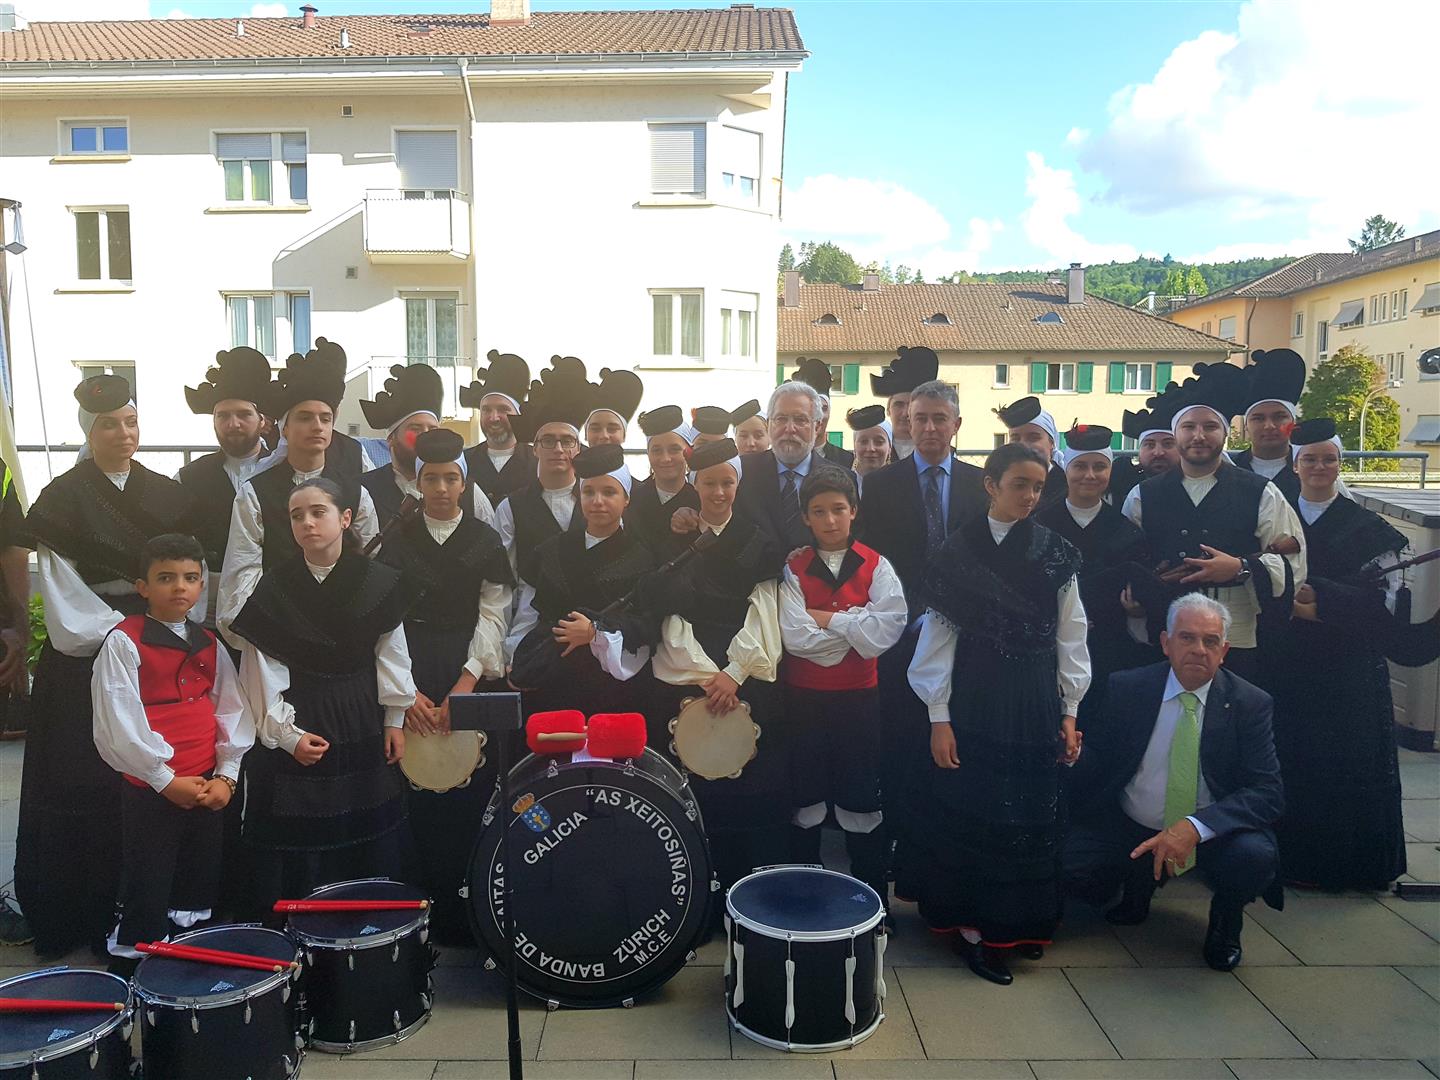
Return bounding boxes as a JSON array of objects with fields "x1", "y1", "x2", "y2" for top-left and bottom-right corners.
[{"x1": 450, "y1": 692, "x2": 526, "y2": 1080}]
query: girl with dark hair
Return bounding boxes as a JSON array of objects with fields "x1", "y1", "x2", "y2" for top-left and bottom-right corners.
[
  {"x1": 228, "y1": 477, "x2": 416, "y2": 912},
  {"x1": 907, "y1": 442, "x2": 1090, "y2": 985}
]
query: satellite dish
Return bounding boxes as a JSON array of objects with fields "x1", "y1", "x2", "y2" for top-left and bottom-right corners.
[{"x1": 1419, "y1": 348, "x2": 1440, "y2": 377}]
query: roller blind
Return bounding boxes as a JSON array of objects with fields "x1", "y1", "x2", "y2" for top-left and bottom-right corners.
[
  {"x1": 396, "y1": 130, "x2": 458, "y2": 191},
  {"x1": 650, "y1": 123, "x2": 705, "y2": 195},
  {"x1": 281, "y1": 133, "x2": 307, "y2": 164},
  {"x1": 216, "y1": 132, "x2": 272, "y2": 160}
]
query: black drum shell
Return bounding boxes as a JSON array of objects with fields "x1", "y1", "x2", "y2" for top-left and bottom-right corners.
[
  {"x1": 0, "y1": 969, "x2": 132, "y2": 1080},
  {"x1": 132, "y1": 926, "x2": 301, "y2": 1080}
]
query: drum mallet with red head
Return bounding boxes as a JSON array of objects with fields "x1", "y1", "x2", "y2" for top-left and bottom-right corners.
[
  {"x1": 586, "y1": 712, "x2": 647, "y2": 760},
  {"x1": 526, "y1": 710, "x2": 587, "y2": 754}
]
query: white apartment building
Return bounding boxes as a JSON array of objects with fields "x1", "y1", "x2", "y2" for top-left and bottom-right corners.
[{"x1": 0, "y1": 2, "x2": 805, "y2": 493}]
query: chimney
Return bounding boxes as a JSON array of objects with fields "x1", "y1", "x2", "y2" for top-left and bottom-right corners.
[
  {"x1": 235, "y1": 20, "x2": 244, "y2": 35},
  {"x1": 0, "y1": 3, "x2": 28, "y2": 31},
  {"x1": 782, "y1": 270, "x2": 800, "y2": 308},
  {"x1": 300, "y1": 4, "x2": 317, "y2": 30},
  {"x1": 490, "y1": 0, "x2": 531, "y2": 26},
  {"x1": 1066, "y1": 262, "x2": 1085, "y2": 305},
  {"x1": 861, "y1": 272, "x2": 880, "y2": 292},
  {"x1": 1145, "y1": 290, "x2": 1156, "y2": 312},
  {"x1": 339, "y1": 28, "x2": 350, "y2": 48}
]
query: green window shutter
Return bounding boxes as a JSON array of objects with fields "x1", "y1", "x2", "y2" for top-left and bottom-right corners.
[
  {"x1": 827, "y1": 431, "x2": 844, "y2": 447},
  {"x1": 843, "y1": 363, "x2": 860, "y2": 394},
  {"x1": 1108, "y1": 361, "x2": 1126, "y2": 393},
  {"x1": 776, "y1": 362, "x2": 785, "y2": 385},
  {"x1": 1077, "y1": 362, "x2": 1094, "y2": 393},
  {"x1": 1156, "y1": 361, "x2": 1173, "y2": 388},
  {"x1": 1029, "y1": 362, "x2": 1047, "y2": 393},
  {"x1": 1110, "y1": 431, "x2": 1123, "y2": 450},
  {"x1": 1058, "y1": 431, "x2": 1068, "y2": 450}
]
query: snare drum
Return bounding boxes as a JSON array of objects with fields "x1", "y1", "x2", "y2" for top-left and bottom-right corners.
[
  {"x1": 0, "y1": 968, "x2": 132, "y2": 1080},
  {"x1": 286, "y1": 879, "x2": 435, "y2": 1053},
  {"x1": 401, "y1": 729, "x2": 487, "y2": 792},
  {"x1": 725, "y1": 866, "x2": 887, "y2": 1053},
  {"x1": 133, "y1": 926, "x2": 302, "y2": 1080},
  {"x1": 465, "y1": 747, "x2": 714, "y2": 1009},
  {"x1": 668, "y1": 696, "x2": 759, "y2": 780}
]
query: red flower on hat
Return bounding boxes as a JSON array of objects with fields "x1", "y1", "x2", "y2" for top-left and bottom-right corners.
[
  {"x1": 1074, "y1": 424, "x2": 1089, "y2": 433},
  {"x1": 1280, "y1": 420, "x2": 1296, "y2": 437}
]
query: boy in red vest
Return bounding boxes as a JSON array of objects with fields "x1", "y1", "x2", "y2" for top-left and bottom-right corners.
[
  {"x1": 92, "y1": 533, "x2": 251, "y2": 972},
  {"x1": 779, "y1": 467, "x2": 907, "y2": 909}
]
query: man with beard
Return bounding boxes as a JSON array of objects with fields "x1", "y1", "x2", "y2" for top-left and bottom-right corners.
[
  {"x1": 460, "y1": 350, "x2": 535, "y2": 506},
  {"x1": 870, "y1": 346, "x2": 938, "y2": 461},
  {"x1": 1121, "y1": 362, "x2": 1305, "y2": 682},
  {"x1": 1231, "y1": 349, "x2": 1307, "y2": 502},
  {"x1": 1111, "y1": 390, "x2": 1184, "y2": 503},
  {"x1": 790, "y1": 357, "x2": 855, "y2": 468}
]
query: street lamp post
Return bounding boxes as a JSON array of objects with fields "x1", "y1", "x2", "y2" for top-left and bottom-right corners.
[{"x1": 1357, "y1": 379, "x2": 1399, "y2": 475}]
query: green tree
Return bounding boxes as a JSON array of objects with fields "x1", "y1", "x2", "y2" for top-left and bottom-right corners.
[
  {"x1": 778, "y1": 243, "x2": 796, "y2": 272},
  {"x1": 1349, "y1": 214, "x2": 1406, "y2": 253},
  {"x1": 1297, "y1": 345, "x2": 1400, "y2": 470},
  {"x1": 1183, "y1": 266, "x2": 1208, "y2": 296},
  {"x1": 797, "y1": 241, "x2": 862, "y2": 284},
  {"x1": 894, "y1": 264, "x2": 912, "y2": 285}
]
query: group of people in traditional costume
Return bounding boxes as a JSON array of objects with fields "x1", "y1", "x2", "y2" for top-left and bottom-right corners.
[{"x1": 0, "y1": 336, "x2": 1434, "y2": 995}]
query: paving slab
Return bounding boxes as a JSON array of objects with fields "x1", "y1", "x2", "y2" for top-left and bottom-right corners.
[
  {"x1": 1237, "y1": 967, "x2": 1440, "y2": 1060},
  {"x1": 301, "y1": 1058, "x2": 439, "y2": 1080},
  {"x1": 1226, "y1": 1059, "x2": 1433, "y2": 1079},
  {"x1": 436, "y1": 1062, "x2": 634, "y2": 1079},
  {"x1": 835, "y1": 1063, "x2": 1034, "y2": 1079},
  {"x1": 729, "y1": 967, "x2": 924, "y2": 1061},
  {"x1": 1397, "y1": 965, "x2": 1440, "y2": 1002},
  {"x1": 362, "y1": 965, "x2": 545, "y2": 1061},
  {"x1": 1400, "y1": 759, "x2": 1440, "y2": 799},
  {"x1": 1109, "y1": 901, "x2": 1297, "y2": 967},
  {"x1": 1245, "y1": 895, "x2": 1439, "y2": 966},
  {"x1": 1027, "y1": 905, "x2": 1136, "y2": 968},
  {"x1": 1066, "y1": 969, "x2": 1307, "y2": 1060},
  {"x1": 1031, "y1": 1061, "x2": 1234, "y2": 1079},
  {"x1": 635, "y1": 1062, "x2": 832, "y2": 1079},
  {"x1": 1381, "y1": 896, "x2": 1440, "y2": 942},
  {"x1": 897, "y1": 967, "x2": 1115, "y2": 1061},
  {"x1": 538, "y1": 967, "x2": 730, "y2": 1061},
  {"x1": 1403, "y1": 842, "x2": 1440, "y2": 882},
  {"x1": 875, "y1": 904, "x2": 965, "y2": 968},
  {"x1": 1404, "y1": 800, "x2": 1440, "y2": 842}
]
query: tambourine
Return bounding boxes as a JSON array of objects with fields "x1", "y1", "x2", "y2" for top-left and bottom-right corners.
[
  {"x1": 400, "y1": 729, "x2": 487, "y2": 793},
  {"x1": 667, "y1": 696, "x2": 759, "y2": 781}
]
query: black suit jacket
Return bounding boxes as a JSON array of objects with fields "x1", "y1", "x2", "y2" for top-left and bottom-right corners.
[
  {"x1": 735, "y1": 449, "x2": 838, "y2": 552},
  {"x1": 857, "y1": 452, "x2": 987, "y2": 618},
  {"x1": 1073, "y1": 661, "x2": 1284, "y2": 838}
]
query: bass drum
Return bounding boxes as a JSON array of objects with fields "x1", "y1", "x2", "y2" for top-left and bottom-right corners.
[{"x1": 465, "y1": 748, "x2": 715, "y2": 1009}]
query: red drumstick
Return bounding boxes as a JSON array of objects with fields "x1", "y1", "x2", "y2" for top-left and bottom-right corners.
[
  {"x1": 155, "y1": 942, "x2": 298, "y2": 968},
  {"x1": 273, "y1": 899, "x2": 430, "y2": 913},
  {"x1": 0, "y1": 998, "x2": 126, "y2": 1013},
  {"x1": 136, "y1": 941, "x2": 289, "y2": 973}
]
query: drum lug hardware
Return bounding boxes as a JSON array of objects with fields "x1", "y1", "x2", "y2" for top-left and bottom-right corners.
[
  {"x1": 875, "y1": 929, "x2": 888, "y2": 1002},
  {"x1": 349, "y1": 1019, "x2": 357, "y2": 1043},
  {"x1": 545, "y1": 761, "x2": 559, "y2": 778},
  {"x1": 244, "y1": 1000, "x2": 253, "y2": 1025},
  {"x1": 347, "y1": 953, "x2": 355, "y2": 971},
  {"x1": 684, "y1": 949, "x2": 697, "y2": 963},
  {"x1": 546, "y1": 998, "x2": 559, "y2": 1012},
  {"x1": 308, "y1": 1017, "x2": 316, "y2": 1037},
  {"x1": 622, "y1": 997, "x2": 635, "y2": 1009},
  {"x1": 306, "y1": 949, "x2": 314, "y2": 967},
  {"x1": 844, "y1": 954, "x2": 857, "y2": 1026},
  {"x1": 191, "y1": 1009, "x2": 200, "y2": 1034},
  {"x1": 623, "y1": 761, "x2": 635, "y2": 776},
  {"x1": 710, "y1": 879, "x2": 721, "y2": 892},
  {"x1": 146, "y1": 1007, "x2": 156, "y2": 1027},
  {"x1": 483, "y1": 957, "x2": 497, "y2": 971},
  {"x1": 89, "y1": 1047, "x2": 99, "y2": 1070},
  {"x1": 284, "y1": 1055, "x2": 295, "y2": 1076},
  {"x1": 295, "y1": 1033, "x2": 306, "y2": 1051},
  {"x1": 723, "y1": 915, "x2": 732, "y2": 978},
  {"x1": 458, "y1": 884, "x2": 470, "y2": 899},
  {"x1": 732, "y1": 940, "x2": 745, "y2": 1008},
  {"x1": 784, "y1": 940, "x2": 796, "y2": 1032},
  {"x1": 121, "y1": 1019, "x2": 133, "y2": 1040},
  {"x1": 421, "y1": 993, "x2": 431, "y2": 1011},
  {"x1": 482, "y1": 811, "x2": 494, "y2": 827},
  {"x1": 420, "y1": 927, "x2": 429, "y2": 945},
  {"x1": 282, "y1": 983, "x2": 291, "y2": 1003},
  {"x1": 393, "y1": 1009, "x2": 402, "y2": 1031},
  {"x1": 392, "y1": 942, "x2": 401, "y2": 963}
]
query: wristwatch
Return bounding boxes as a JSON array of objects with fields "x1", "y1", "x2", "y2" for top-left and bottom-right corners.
[{"x1": 1231, "y1": 566, "x2": 1253, "y2": 586}]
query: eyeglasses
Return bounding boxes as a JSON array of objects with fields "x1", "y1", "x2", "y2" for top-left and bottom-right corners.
[
  {"x1": 770, "y1": 414, "x2": 814, "y2": 430},
  {"x1": 536, "y1": 435, "x2": 579, "y2": 450}
]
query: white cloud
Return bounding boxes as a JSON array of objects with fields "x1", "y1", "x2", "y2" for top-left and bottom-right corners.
[
  {"x1": 1079, "y1": 0, "x2": 1440, "y2": 246},
  {"x1": 1064, "y1": 127, "x2": 1089, "y2": 146},
  {"x1": 783, "y1": 174, "x2": 1000, "y2": 277},
  {"x1": 1020, "y1": 152, "x2": 1138, "y2": 265},
  {"x1": 19, "y1": 0, "x2": 149, "y2": 18}
]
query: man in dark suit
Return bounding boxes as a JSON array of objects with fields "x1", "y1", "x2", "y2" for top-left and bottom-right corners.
[
  {"x1": 1064, "y1": 592, "x2": 1284, "y2": 971},
  {"x1": 857, "y1": 379, "x2": 987, "y2": 897},
  {"x1": 733, "y1": 380, "x2": 833, "y2": 551}
]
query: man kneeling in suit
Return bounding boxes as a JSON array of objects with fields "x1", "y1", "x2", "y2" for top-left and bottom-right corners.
[{"x1": 1064, "y1": 592, "x2": 1284, "y2": 971}]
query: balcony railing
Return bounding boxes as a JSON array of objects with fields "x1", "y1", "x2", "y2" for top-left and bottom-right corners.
[
  {"x1": 344, "y1": 355, "x2": 477, "y2": 421},
  {"x1": 362, "y1": 190, "x2": 471, "y2": 262}
]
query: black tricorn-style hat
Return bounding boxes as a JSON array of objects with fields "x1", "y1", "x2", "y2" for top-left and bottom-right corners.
[
  {"x1": 846, "y1": 404, "x2": 887, "y2": 432},
  {"x1": 871, "y1": 345, "x2": 938, "y2": 397},
  {"x1": 995, "y1": 396, "x2": 1044, "y2": 429},
  {"x1": 1289, "y1": 416, "x2": 1338, "y2": 448},
  {"x1": 791, "y1": 356, "x2": 833, "y2": 397},
  {"x1": 1169, "y1": 360, "x2": 1248, "y2": 425},
  {"x1": 185, "y1": 346, "x2": 272, "y2": 415},
  {"x1": 587, "y1": 367, "x2": 644, "y2": 425},
  {"x1": 264, "y1": 337, "x2": 348, "y2": 417},
  {"x1": 1122, "y1": 368, "x2": 1190, "y2": 438},
  {"x1": 638, "y1": 405, "x2": 685, "y2": 438},
  {"x1": 1064, "y1": 423, "x2": 1114, "y2": 454},
  {"x1": 691, "y1": 406, "x2": 733, "y2": 436},
  {"x1": 75, "y1": 373, "x2": 133, "y2": 415},
  {"x1": 459, "y1": 349, "x2": 531, "y2": 410},
  {"x1": 508, "y1": 355, "x2": 592, "y2": 445},
  {"x1": 360, "y1": 363, "x2": 445, "y2": 432},
  {"x1": 414, "y1": 427, "x2": 465, "y2": 466},
  {"x1": 572, "y1": 441, "x2": 626, "y2": 480},
  {"x1": 689, "y1": 437, "x2": 740, "y2": 473},
  {"x1": 1243, "y1": 348, "x2": 1306, "y2": 413},
  {"x1": 731, "y1": 399, "x2": 762, "y2": 425}
]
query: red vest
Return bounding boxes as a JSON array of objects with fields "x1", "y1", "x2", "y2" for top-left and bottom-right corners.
[
  {"x1": 113, "y1": 615, "x2": 220, "y2": 788},
  {"x1": 785, "y1": 542, "x2": 882, "y2": 691}
]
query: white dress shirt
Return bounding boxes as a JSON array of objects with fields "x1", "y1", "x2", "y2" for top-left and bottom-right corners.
[
  {"x1": 1065, "y1": 499, "x2": 1104, "y2": 528},
  {"x1": 1121, "y1": 670, "x2": 1216, "y2": 842},
  {"x1": 779, "y1": 551, "x2": 908, "y2": 665},
  {"x1": 91, "y1": 620, "x2": 253, "y2": 791},
  {"x1": 1248, "y1": 455, "x2": 1288, "y2": 480},
  {"x1": 388, "y1": 466, "x2": 496, "y2": 526},
  {"x1": 907, "y1": 516, "x2": 1091, "y2": 723},
  {"x1": 487, "y1": 446, "x2": 515, "y2": 470}
]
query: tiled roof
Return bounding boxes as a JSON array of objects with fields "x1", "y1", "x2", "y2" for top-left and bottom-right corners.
[
  {"x1": 779, "y1": 282, "x2": 1236, "y2": 355},
  {"x1": 0, "y1": 7, "x2": 805, "y2": 64}
]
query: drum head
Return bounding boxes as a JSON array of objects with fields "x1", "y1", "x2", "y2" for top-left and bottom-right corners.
[
  {"x1": 402, "y1": 729, "x2": 487, "y2": 792},
  {"x1": 468, "y1": 749, "x2": 712, "y2": 1008},
  {"x1": 670, "y1": 697, "x2": 757, "y2": 781},
  {"x1": 134, "y1": 926, "x2": 297, "y2": 1005},
  {"x1": 727, "y1": 867, "x2": 883, "y2": 941},
  {"x1": 287, "y1": 879, "x2": 430, "y2": 947},
  {"x1": 0, "y1": 969, "x2": 129, "y2": 1068}
]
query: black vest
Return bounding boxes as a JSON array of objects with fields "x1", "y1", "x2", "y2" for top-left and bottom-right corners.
[
  {"x1": 464, "y1": 442, "x2": 536, "y2": 506},
  {"x1": 177, "y1": 451, "x2": 243, "y2": 571},
  {"x1": 504, "y1": 482, "x2": 583, "y2": 585},
  {"x1": 249, "y1": 457, "x2": 363, "y2": 571},
  {"x1": 1232, "y1": 450, "x2": 1300, "y2": 502},
  {"x1": 377, "y1": 513, "x2": 512, "y2": 633},
  {"x1": 1038, "y1": 461, "x2": 1069, "y2": 510},
  {"x1": 1139, "y1": 463, "x2": 1267, "y2": 565}
]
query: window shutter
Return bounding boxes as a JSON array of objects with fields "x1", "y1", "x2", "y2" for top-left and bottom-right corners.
[
  {"x1": 776, "y1": 362, "x2": 785, "y2": 386},
  {"x1": 1029, "y1": 362, "x2": 1047, "y2": 393},
  {"x1": 1108, "y1": 361, "x2": 1125, "y2": 393},
  {"x1": 1110, "y1": 431, "x2": 1123, "y2": 450},
  {"x1": 650, "y1": 123, "x2": 705, "y2": 195},
  {"x1": 1077, "y1": 362, "x2": 1094, "y2": 393},
  {"x1": 281, "y1": 133, "x2": 307, "y2": 163},
  {"x1": 216, "y1": 132, "x2": 272, "y2": 160},
  {"x1": 827, "y1": 431, "x2": 844, "y2": 448},
  {"x1": 396, "y1": 130, "x2": 458, "y2": 191},
  {"x1": 843, "y1": 363, "x2": 860, "y2": 394},
  {"x1": 1156, "y1": 361, "x2": 1173, "y2": 388}
]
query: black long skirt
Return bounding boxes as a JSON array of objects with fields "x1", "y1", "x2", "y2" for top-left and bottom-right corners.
[
  {"x1": 917, "y1": 643, "x2": 1065, "y2": 947},
  {"x1": 14, "y1": 643, "x2": 123, "y2": 954}
]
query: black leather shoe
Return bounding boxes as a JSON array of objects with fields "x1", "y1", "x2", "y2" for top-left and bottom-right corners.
[
  {"x1": 1203, "y1": 900, "x2": 1244, "y2": 971},
  {"x1": 955, "y1": 937, "x2": 1013, "y2": 985},
  {"x1": 1104, "y1": 878, "x2": 1155, "y2": 926},
  {"x1": 1015, "y1": 943, "x2": 1044, "y2": 960}
]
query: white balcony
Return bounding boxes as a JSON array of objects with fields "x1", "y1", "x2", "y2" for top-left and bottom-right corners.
[
  {"x1": 345, "y1": 356, "x2": 477, "y2": 423},
  {"x1": 362, "y1": 190, "x2": 471, "y2": 263}
]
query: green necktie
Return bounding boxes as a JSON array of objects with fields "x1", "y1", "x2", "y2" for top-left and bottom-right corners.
[{"x1": 1163, "y1": 690, "x2": 1202, "y2": 875}]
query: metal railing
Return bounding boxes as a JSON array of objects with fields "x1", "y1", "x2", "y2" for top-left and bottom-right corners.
[{"x1": 361, "y1": 189, "x2": 471, "y2": 257}]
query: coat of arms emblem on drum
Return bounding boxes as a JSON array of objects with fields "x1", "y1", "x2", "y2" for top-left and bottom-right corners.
[{"x1": 513, "y1": 793, "x2": 552, "y2": 833}]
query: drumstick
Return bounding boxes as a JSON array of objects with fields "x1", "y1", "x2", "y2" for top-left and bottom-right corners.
[
  {"x1": 532, "y1": 731, "x2": 587, "y2": 743},
  {"x1": 148, "y1": 942, "x2": 299, "y2": 969},
  {"x1": 0, "y1": 998, "x2": 126, "y2": 1013},
  {"x1": 273, "y1": 899, "x2": 430, "y2": 913},
  {"x1": 135, "y1": 941, "x2": 290, "y2": 973}
]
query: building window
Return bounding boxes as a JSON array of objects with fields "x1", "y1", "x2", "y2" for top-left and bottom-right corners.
[
  {"x1": 1397, "y1": 290, "x2": 1408, "y2": 318},
  {"x1": 1124, "y1": 362, "x2": 1154, "y2": 392},
  {"x1": 63, "y1": 119, "x2": 127, "y2": 155},
  {"x1": 993, "y1": 433, "x2": 1007, "y2": 449},
  {"x1": 73, "y1": 208, "x2": 132, "y2": 282},
  {"x1": 1119, "y1": 434, "x2": 1139, "y2": 451},
  {"x1": 1293, "y1": 311, "x2": 1304, "y2": 338},
  {"x1": 719, "y1": 125, "x2": 760, "y2": 205},
  {"x1": 405, "y1": 293, "x2": 460, "y2": 366},
  {"x1": 925, "y1": 313, "x2": 952, "y2": 326},
  {"x1": 651, "y1": 290, "x2": 703, "y2": 360},
  {"x1": 823, "y1": 363, "x2": 860, "y2": 395},
  {"x1": 649, "y1": 123, "x2": 705, "y2": 198},
  {"x1": 719, "y1": 291, "x2": 758, "y2": 360},
  {"x1": 395, "y1": 129, "x2": 458, "y2": 197},
  {"x1": 1388, "y1": 352, "x2": 1405, "y2": 382},
  {"x1": 75, "y1": 361, "x2": 137, "y2": 401},
  {"x1": 227, "y1": 294, "x2": 276, "y2": 357},
  {"x1": 1317, "y1": 320, "x2": 1329, "y2": 356},
  {"x1": 1202, "y1": 320, "x2": 1213, "y2": 335},
  {"x1": 1370, "y1": 295, "x2": 1380, "y2": 324},
  {"x1": 1047, "y1": 363, "x2": 1075, "y2": 392},
  {"x1": 993, "y1": 363, "x2": 1010, "y2": 388},
  {"x1": 288, "y1": 293, "x2": 312, "y2": 356},
  {"x1": 216, "y1": 132, "x2": 307, "y2": 204},
  {"x1": 1380, "y1": 293, "x2": 1389, "y2": 322},
  {"x1": 1218, "y1": 315, "x2": 1237, "y2": 340}
]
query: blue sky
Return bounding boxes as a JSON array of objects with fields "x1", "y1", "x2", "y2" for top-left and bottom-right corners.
[{"x1": 31, "y1": 0, "x2": 1440, "y2": 273}]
